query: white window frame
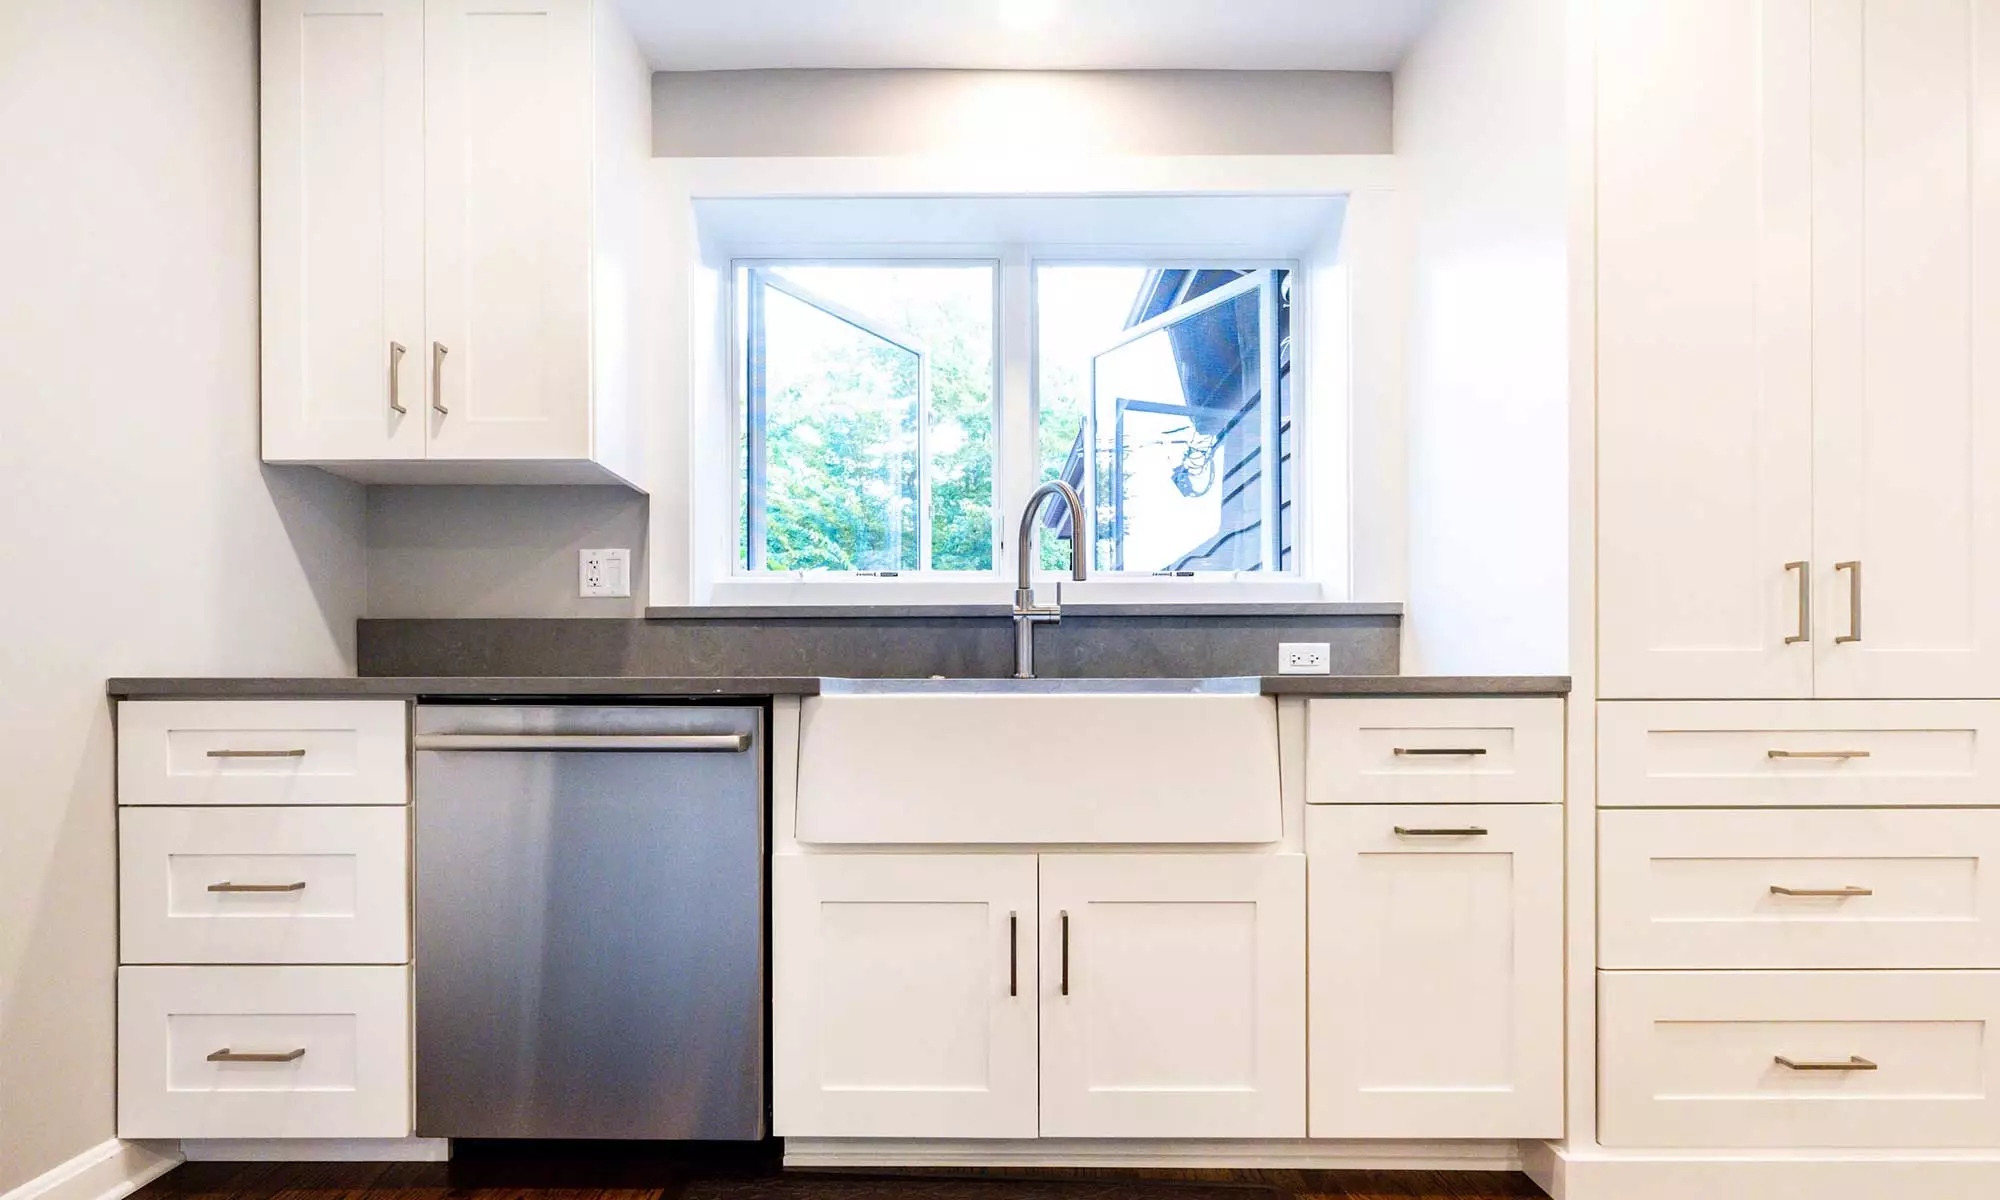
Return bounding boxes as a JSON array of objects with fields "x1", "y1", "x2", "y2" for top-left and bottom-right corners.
[
  {"x1": 729, "y1": 254, "x2": 1303, "y2": 588},
  {"x1": 659, "y1": 163, "x2": 1400, "y2": 612}
]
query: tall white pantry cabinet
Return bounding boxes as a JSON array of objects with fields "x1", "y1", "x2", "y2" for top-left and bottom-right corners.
[
  {"x1": 1584, "y1": 0, "x2": 2000, "y2": 1192},
  {"x1": 259, "y1": 0, "x2": 651, "y2": 486},
  {"x1": 1597, "y1": 0, "x2": 2000, "y2": 702}
]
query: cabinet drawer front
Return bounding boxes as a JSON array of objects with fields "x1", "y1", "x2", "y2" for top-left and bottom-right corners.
[
  {"x1": 118, "y1": 965, "x2": 410, "y2": 1139},
  {"x1": 119, "y1": 701, "x2": 408, "y2": 807},
  {"x1": 1599, "y1": 701, "x2": 2000, "y2": 808},
  {"x1": 1601, "y1": 809, "x2": 2000, "y2": 969},
  {"x1": 1306, "y1": 805, "x2": 1564, "y2": 1139},
  {"x1": 1599, "y1": 970, "x2": 2000, "y2": 1148},
  {"x1": 1306, "y1": 698, "x2": 1563, "y2": 805},
  {"x1": 120, "y1": 807, "x2": 409, "y2": 965}
]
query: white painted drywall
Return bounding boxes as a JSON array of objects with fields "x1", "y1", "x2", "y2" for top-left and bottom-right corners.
[
  {"x1": 652, "y1": 70, "x2": 1393, "y2": 157},
  {"x1": 1395, "y1": 0, "x2": 1569, "y2": 674},
  {"x1": 366, "y1": 487, "x2": 648, "y2": 617},
  {"x1": 0, "y1": 1, "x2": 366, "y2": 1187}
]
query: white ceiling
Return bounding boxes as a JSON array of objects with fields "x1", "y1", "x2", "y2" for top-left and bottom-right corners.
[{"x1": 619, "y1": 0, "x2": 1443, "y2": 73}]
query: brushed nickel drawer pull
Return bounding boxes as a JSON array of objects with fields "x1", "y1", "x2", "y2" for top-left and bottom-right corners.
[
  {"x1": 1785, "y1": 560, "x2": 1811, "y2": 643},
  {"x1": 1836, "y1": 560, "x2": 1862, "y2": 643},
  {"x1": 1393, "y1": 747, "x2": 1489, "y2": 757},
  {"x1": 1770, "y1": 885, "x2": 1873, "y2": 898},
  {"x1": 207, "y1": 881, "x2": 307, "y2": 893},
  {"x1": 432, "y1": 341, "x2": 449, "y2": 414},
  {"x1": 1394, "y1": 826, "x2": 1490, "y2": 837},
  {"x1": 1008, "y1": 911, "x2": 1018, "y2": 998},
  {"x1": 207, "y1": 1047, "x2": 305, "y2": 1063},
  {"x1": 205, "y1": 748, "x2": 307, "y2": 759},
  {"x1": 1767, "y1": 749, "x2": 1872, "y2": 760},
  {"x1": 1775, "y1": 1055, "x2": 1877, "y2": 1072},
  {"x1": 1059, "y1": 910, "x2": 1070, "y2": 997},
  {"x1": 388, "y1": 341, "x2": 408, "y2": 413}
]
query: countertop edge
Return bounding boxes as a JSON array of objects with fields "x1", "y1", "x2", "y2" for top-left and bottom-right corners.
[
  {"x1": 106, "y1": 676, "x2": 825, "y2": 698},
  {"x1": 108, "y1": 675, "x2": 1570, "y2": 699}
]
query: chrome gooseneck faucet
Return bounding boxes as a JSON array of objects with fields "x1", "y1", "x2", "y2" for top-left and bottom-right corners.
[{"x1": 1014, "y1": 480, "x2": 1088, "y2": 679}]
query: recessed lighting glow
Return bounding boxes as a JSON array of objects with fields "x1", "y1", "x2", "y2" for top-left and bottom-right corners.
[{"x1": 998, "y1": 0, "x2": 1060, "y2": 32}]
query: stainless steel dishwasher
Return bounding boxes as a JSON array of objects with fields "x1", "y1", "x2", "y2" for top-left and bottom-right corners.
[{"x1": 413, "y1": 704, "x2": 765, "y2": 1140}]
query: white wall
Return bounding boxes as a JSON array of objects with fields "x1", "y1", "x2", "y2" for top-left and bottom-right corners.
[
  {"x1": 0, "y1": 1, "x2": 367, "y2": 1187},
  {"x1": 653, "y1": 69, "x2": 1392, "y2": 157},
  {"x1": 1395, "y1": 0, "x2": 1569, "y2": 674}
]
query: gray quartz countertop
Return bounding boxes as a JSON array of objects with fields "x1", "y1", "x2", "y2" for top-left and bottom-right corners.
[{"x1": 108, "y1": 674, "x2": 1568, "y2": 698}]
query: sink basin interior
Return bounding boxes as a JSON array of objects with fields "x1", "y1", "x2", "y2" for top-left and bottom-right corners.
[{"x1": 818, "y1": 676, "x2": 1261, "y2": 696}]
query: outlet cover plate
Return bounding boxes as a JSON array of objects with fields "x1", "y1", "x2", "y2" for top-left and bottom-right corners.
[
  {"x1": 579, "y1": 548, "x2": 631, "y2": 598},
  {"x1": 1278, "y1": 642, "x2": 1331, "y2": 675}
]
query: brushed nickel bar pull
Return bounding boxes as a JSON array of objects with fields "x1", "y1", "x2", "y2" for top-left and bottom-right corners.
[
  {"x1": 207, "y1": 1048, "x2": 306, "y2": 1063},
  {"x1": 205, "y1": 748, "x2": 307, "y2": 759},
  {"x1": 388, "y1": 341, "x2": 408, "y2": 413},
  {"x1": 1008, "y1": 911, "x2": 1018, "y2": 998},
  {"x1": 1771, "y1": 885, "x2": 1873, "y2": 898},
  {"x1": 1059, "y1": 910, "x2": 1070, "y2": 997},
  {"x1": 207, "y1": 881, "x2": 307, "y2": 893},
  {"x1": 431, "y1": 341, "x2": 449, "y2": 414},
  {"x1": 1767, "y1": 749, "x2": 1872, "y2": 760},
  {"x1": 1393, "y1": 747, "x2": 1489, "y2": 757},
  {"x1": 1774, "y1": 1055, "x2": 1877, "y2": 1072},
  {"x1": 1785, "y1": 560, "x2": 1811, "y2": 643},
  {"x1": 1394, "y1": 826, "x2": 1490, "y2": 837},
  {"x1": 1836, "y1": 560, "x2": 1862, "y2": 643}
]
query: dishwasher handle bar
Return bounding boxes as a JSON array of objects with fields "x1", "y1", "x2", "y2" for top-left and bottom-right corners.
[{"x1": 414, "y1": 733, "x2": 750, "y2": 753}]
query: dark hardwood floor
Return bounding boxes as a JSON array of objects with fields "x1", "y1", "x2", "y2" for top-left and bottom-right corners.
[{"x1": 130, "y1": 1144, "x2": 1548, "y2": 1200}]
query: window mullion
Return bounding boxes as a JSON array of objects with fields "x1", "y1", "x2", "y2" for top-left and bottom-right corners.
[
  {"x1": 744, "y1": 268, "x2": 769, "y2": 572},
  {"x1": 998, "y1": 248, "x2": 1036, "y2": 576}
]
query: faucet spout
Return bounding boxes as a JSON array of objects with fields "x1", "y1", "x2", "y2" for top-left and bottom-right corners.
[{"x1": 1012, "y1": 480, "x2": 1087, "y2": 678}]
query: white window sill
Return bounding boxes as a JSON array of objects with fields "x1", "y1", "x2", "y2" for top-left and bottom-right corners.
[{"x1": 690, "y1": 576, "x2": 1333, "y2": 610}]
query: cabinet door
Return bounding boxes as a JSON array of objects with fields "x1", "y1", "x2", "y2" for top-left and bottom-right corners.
[
  {"x1": 1595, "y1": 0, "x2": 1816, "y2": 699},
  {"x1": 1307, "y1": 805, "x2": 1562, "y2": 1138},
  {"x1": 1038, "y1": 855, "x2": 1305, "y2": 1138},
  {"x1": 261, "y1": 0, "x2": 426, "y2": 462},
  {"x1": 1811, "y1": 0, "x2": 2000, "y2": 698},
  {"x1": 771, "y1": 854, "x2": 1038, "y2": 1139},
  {"x1": 423, "y1": 0, "x2": 593, "y2": 460}
]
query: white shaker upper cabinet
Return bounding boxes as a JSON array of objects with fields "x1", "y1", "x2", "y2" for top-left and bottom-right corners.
[
  {"x1": 1596, "y1": 0, "x2": 1816, "y2": 700},
  {"x1": 423, "y1": 0, "x2": 593, "y2": 464},
  {"x1": 1810, "y1": 0, "x2": 2000, "y2": 699},
  {"x1": 261, "y1": 0, "x2": 427, "y2": 462},
  {"x1": 259, "y1": 0, "x2": 648, "y2": 485}
]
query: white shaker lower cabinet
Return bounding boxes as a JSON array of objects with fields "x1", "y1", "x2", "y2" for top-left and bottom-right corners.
[
  {"x1": 118, "y1": 965, "x2": 412, "y2": 1139},
  {"x1": 1306, "y1": 805, "x2": 1563, "y2": 1138},
  {"x1": 772, "y1": 854, "x2": 1040, "y2": 1139},
  {"x1": 1037, "y1": 854, "x2": 1306, "y2": 1138}
]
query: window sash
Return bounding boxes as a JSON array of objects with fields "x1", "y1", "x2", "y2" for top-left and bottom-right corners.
[{"x1": 741, "y1": 266, "x2": 937, "y2": 573}]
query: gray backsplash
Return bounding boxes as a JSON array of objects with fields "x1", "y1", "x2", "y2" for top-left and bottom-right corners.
[{"x1": 357, "y1": 608, "x2": 1401, "y2": 680}]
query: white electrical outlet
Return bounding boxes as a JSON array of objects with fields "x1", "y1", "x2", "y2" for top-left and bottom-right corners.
[
  {"x1": 578, "y1": 548, "x2": 631, "y2": 598},
  {"x1": 1279, "y1": 642, "x2": 1331, "y2": 675}
]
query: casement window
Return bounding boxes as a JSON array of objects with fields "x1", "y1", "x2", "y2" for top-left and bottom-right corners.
[{"x1": 734, "y1": 259, "x2": 1296, "y2": 581}]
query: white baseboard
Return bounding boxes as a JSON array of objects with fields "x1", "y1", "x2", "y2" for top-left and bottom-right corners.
[
  {"x1": 0, "y1": 1140, "x2": 180, "y2": 1200},
  {"x1": 782, "y1": 1138, "x2": 1525, "y2": 1172},
  {"x1": 180, "y1": 1139, "x2": 449, "y2": 1163},
  {"x1": 1528, "y1": 1142, "x2": 2000, "y2": 1200}
]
